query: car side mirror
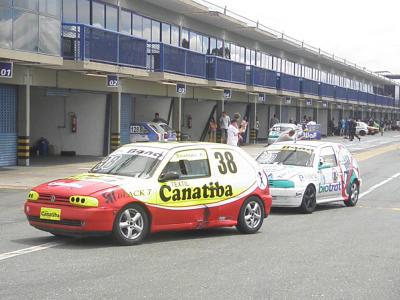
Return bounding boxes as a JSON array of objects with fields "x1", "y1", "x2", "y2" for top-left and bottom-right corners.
[{"x1": 159, "y1": 171, "x2": 180, "y2": 182}]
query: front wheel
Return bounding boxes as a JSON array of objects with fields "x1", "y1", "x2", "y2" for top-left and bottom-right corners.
[
  {"x1": 359, "y1": 130, "x2": 366, "y2": 136},
  {"x1": 344, "y1": 181, "x2": 359, "y2": 207},
  {"x1": 300, "y1": 185, "x2": 316, "y2": 214},
  {"x1": 112, "y1": 204, "x2": 150, "y2": 246},
  {"x1": 236, "y1": 197, "x2": 264, "y2": 234}
]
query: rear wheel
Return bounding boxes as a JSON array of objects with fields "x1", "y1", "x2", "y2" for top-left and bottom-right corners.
[
  {"x1": 359, "y1": 130, "x2": 366, "y2": 136},
  {"x1": 112, "y1": 204, "x2": 150, "y2": 246},
  {"x1": 236, "y1": 197, "x2": 264, "y2": 234},
  {"x1": 300, "y1": 185, "x2": 316, "y2": 214},
  {"x1": 344, "y1": 181, "x2": 359, "y2": 207}
]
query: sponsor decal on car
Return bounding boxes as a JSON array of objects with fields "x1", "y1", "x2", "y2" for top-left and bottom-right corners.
[{"x1": 319, "y1": 182, "x2": 341, "y2": 193}]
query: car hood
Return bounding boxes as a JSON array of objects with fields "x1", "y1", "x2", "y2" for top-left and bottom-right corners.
[
  {"x1": 261, "y1": 164, "x2": 315, "y2": 182},
  {"x1": 33, "y1": 173, "x2": 148, "y2": 196}
]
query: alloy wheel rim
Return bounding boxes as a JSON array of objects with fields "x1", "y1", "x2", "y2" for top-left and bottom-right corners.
[
  {"x1": 351, "y1": 183, "x2": 359, "y2": 202},
  {"x1": 244, "y1": 201, "x2": 262, "y2": 228},
  {"x1": 119, "y1": 208, "x2": 144, "y2": 240},
  {"x1": 305, "y1": 187, "x2": 315, "y2": 208}
]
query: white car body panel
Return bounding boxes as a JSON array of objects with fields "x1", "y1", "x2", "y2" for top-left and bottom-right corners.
[{"x1": 257, "y1": 141, "x2": 361, "y2": 208}]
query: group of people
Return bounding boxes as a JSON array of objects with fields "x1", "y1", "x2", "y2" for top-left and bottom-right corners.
[{"x1": 208, "y1": 112, "x2": 248, "y2": 146}]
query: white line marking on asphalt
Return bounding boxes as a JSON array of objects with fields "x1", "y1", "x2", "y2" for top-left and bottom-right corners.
[
  {"x1": 393, "y1": 135, "x2": 400, "y2": 138},
  {"x1": 0, "y1": 241, "x2": 64, "y2": 262},
  {"x1": 359, "y1": 172, "x2": 400, "y2": 200}
]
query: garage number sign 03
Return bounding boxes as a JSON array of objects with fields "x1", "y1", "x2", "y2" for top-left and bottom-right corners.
[
  {"x1": 0, "y1": 62, "x2": 13, "y2": 78},
  {"x1": 107, "y1": 75, "x2": 119, "y2": 87},
  {"x1": 224, "y1": 89, "x2": 232, "y2": 99},
  {"x1": 176, "y1": 83, "x2": 186, "y2": 94}
]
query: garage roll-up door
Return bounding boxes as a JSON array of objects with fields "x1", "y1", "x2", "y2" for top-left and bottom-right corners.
[{"x1": 0, "y1": 85, "x2": 17, "y2": 167}]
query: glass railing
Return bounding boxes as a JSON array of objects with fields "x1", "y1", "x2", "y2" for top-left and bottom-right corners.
[{"x1": 206, "y1": 56, "x2": 247, "y2": 84}]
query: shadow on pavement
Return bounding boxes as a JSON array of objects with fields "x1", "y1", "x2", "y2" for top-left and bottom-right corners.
[{"x1": 271, "y1": 203, "x2": 345, "y2": 215}]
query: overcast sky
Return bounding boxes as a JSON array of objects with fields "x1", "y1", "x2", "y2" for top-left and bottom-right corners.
[{"x1": 209, "y1": 0, "x2": 400, "y2": 74}]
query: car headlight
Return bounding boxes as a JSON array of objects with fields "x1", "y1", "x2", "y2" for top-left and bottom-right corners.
[
  {"x1": 69, "y1": 196, "x2": 99, "y2": 207},
  {"x1": 27, "y1": 191, "x2": 39, "y2": 201},
  {"x1": 269, "y1": 180, "x2": 295, "y2": 188}
]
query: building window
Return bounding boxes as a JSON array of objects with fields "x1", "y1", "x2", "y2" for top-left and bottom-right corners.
[
  {"x1": 142, "y1": 17, "x2": 151, "y2": 40},
  {"x1": 120, "y1": 9, "x2": 131, "y2": 35},
  {"x1": 189, "y1": 31, "x2": 196, "y2": 51},
  {"x1": 0, "y1": 6, "x2": 12, "y2": 49},
  {"x1": 105, "y1": 4, "x2": 118, "y2": 31},
  {"x1": 39, "y1": 15, "x2": 60, "y2": 55},
  {"x1": 181, "y1": 28, "x2": 189, "y2": 48},
  {"x1": 224, "y1": 42, "x2": 231, "y2": 59},
  {"x1": 77, "y1": 0, "x2": 89, "y2": 25},
  {"x1": 39, "y1": 0, "x2": 61, "y2": 18},
  {"x1": 196, "y1": 33, "x2": 202, "y2": 53},
  {"x1": 62, "y1": 0, "x2": 76, "y2": 22},
  {"x1": 161, "y1": 23, "x2": 170, "y2": 44},
  {"x1": 202, "y1": 35, "x2": 209, "y2": 54},
  {"x1": 13, "y1": 10, "x2": 38, "y2": 52},
  {"x1": 14, "y1": 0, "x2": 38, "y2": 11},
  {"x1": 217, "y1": 39, "x2": 223, "y2": 57},
  {"x1": 171, "y1": 24, "x2": 179, "y2": 46},
  {"x1": 151, "y1": 20, "x2": 160, "y2": 42},
  {"x1": 132, "y1": 13, "x2": 143, "y2": 38},
  {"x1": 92, "y1": 1, "x2": 104, "y2": 28}
]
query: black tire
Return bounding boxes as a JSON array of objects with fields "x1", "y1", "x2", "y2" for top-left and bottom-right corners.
[
  {"x1": 112, "y1": 203, "x2": 150, "y2": 246},
  {"x1": 359, "y1": 130, "x2": 366, "y2": 136},
  {"x1": 300, "y1": 185, "x2": 316, "y2": 214},
  {"x1": 344, "y1": 181, "x2": 359, "y2": 207},
  {"x1": 236, "y1": 197, "x2": 264, "y2": 234}
]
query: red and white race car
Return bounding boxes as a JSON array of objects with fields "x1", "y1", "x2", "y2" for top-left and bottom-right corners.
[{"x1": 25, "y1": 143, "x2": 272, "y2": 245}]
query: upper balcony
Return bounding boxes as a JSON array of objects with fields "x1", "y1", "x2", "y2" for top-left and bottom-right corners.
[
  {"x1": 278, "y1": 73, "x2": 300, "y2": 93},
  {"x1": 300, "y1": 78, "x2": 319, "y2": 96},
  {"x1": 62, "y1": 23, "x2": 147, "y2": 70},
  {"x1": 319, "y1": 82, "x2": 335, "y2": 98},
  {"x1": 207, "y1": 56, "x2": 247, "y2": 85},
  {"x1": 147, "y1": 43, "x2": 207, "y2": 79},
  {"x1": 249, "y1": 66, "x2": 277, "y2": 90}
]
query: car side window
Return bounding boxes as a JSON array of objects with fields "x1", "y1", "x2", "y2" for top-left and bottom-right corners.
[
  {"x1": 320, "y1": 146, "x2": 337, "y2": 167},
  {"x1": 338, "y1": 148, "x2": 351, "y2": 168},
  {"x1": 161, "y1": 149, "x2": 210, "y2": 180}
]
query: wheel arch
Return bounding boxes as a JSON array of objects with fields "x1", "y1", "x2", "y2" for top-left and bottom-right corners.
[{"x1": 114, "y1": 200, "x2": 153, "y2": 231}]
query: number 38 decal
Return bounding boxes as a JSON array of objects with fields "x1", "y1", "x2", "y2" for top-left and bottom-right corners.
[{"x1": 214, "y1": 152, "x2": 237, "y2": 174}]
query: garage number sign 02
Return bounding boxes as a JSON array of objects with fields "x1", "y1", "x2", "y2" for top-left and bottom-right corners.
[
  {"x1": 0, "y1": 62, "x2": 13, "y2": 78},
  {"x1": 107, "y1": 75, "x2": 119, "y2": 87},
  {"x1": 224, "y1": 89, "x2": 232, "y2": 99}
]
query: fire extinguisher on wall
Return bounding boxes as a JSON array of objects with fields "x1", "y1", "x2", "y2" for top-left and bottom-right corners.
[
  {"x1": 187, "y1": 114, "x2": 192, "y2": 129},
  {"x1": 71, "y1": 113, "x2": 77, "y2": 133}
]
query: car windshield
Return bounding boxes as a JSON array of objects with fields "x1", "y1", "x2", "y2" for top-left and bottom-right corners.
[
  {"x1": 90, "y1": 153, "x2": 160, "y2": 178},
  {"x1": 257, "y1": 145, "x2": 315, "y2": 167},
  {"x1": 160, "y1": 124, "x2": 173, "y2": 132}
]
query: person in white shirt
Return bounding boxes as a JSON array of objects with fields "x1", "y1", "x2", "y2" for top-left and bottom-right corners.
[
  {"x1": 227, "y1": 119, "x2": 244, "y2": 146},
  {"x1": 219, "y1": 111, "x2": 230, "y2": 143}
]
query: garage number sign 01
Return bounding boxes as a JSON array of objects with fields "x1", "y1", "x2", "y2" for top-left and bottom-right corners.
[
  {"x1": 176, "y1": 83, "x2": 186, "y2": 94},
  {"x1": 258, "y1": 93, "x2": 265, "y2": 103},
  {"x1": 0, "y1": 62, "x2": 13, "y2": 78},
  {"x1": 107, "y1": 75, "x2": 119, "y2": 87}
]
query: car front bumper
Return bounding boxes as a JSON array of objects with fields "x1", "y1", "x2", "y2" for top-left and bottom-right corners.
[
  {"x1": 270, "y1": 187, "x2": 304, "y2": 207},
  {"x1": 25, "y1": 201, "x2": 115, "y2": 236}
]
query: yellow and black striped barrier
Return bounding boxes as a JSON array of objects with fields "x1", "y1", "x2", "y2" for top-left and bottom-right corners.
[
  {"x1": 249, "y1": 129, "x2": 257, "y2": 144},
  {"x1": 17, "y1": 136, "x2": 30, "y2": 164},
  {"x1": 216, "y1": 129, "x2": 222, "y2": 143},
  {"x1": 111, "y1": 133, "x2": 120, "y2": 151},
  {"x1": 176, "y1": 131, "x2": 181, "y2": 141}
]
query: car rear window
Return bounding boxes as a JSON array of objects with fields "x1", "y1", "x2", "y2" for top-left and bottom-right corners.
[{"x1": 257, "y1": 145, "x2": 314, "y2": 167}]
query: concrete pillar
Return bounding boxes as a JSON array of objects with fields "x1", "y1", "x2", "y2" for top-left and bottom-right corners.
[
  {"x1": 110, "y1": 91, "x2": 121, "y2": 151},
  {"x1": 17, "y1": 69, "x2": 32, "y2": 166}
]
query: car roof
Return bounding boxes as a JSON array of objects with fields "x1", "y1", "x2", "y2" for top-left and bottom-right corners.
[
  {"x1": 273, "y1": 123, "x2": 296, "y2": 127},
  {"x1": 271, "y1": 140, "x2": 343, "y2": 149},
  {"x1": 120, "y1": 142, "x2": 240, "y2": 151}
]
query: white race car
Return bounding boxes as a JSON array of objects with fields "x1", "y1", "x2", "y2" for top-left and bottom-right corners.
[{"x1": 256, "y1": 141, "x2": 361, "y2": 213}]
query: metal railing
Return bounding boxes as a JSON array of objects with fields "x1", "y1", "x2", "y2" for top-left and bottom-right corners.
[
  {"x1": 62, "y1": 23, "x2": 147, "y2": 69},
  {"x1": 249, "y1": 66, "x2": 277, "y2": 89},
  {"x1": 319, "y1": 82, "x2": 335, "y2": 98},
  {"x1": 147, "y1": 42, "x2": 207, "y2": 78},
  {"x1": 278, "y1": 73, "x2": 300, "y2": 93},
  {"x1": 207, "y1": 55, "x2": 247, "y2": 84},
  {"x1": 300, "y1": 78, "x2": 319, "y2": 96}
]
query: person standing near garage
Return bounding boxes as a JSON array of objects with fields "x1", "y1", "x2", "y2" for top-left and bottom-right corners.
[
  {"x1": 209, "y1": 117, "x2": 217, "y2": 143},
  {"x1": 349, "y1": 118, "x2": 360, "y2": 141},
  {"x1": 227, "y1": 119, "x2": 244, "y2": 146},
  {"x1": 219, "y1": 111, "x2": 230, "y2": 143}
]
